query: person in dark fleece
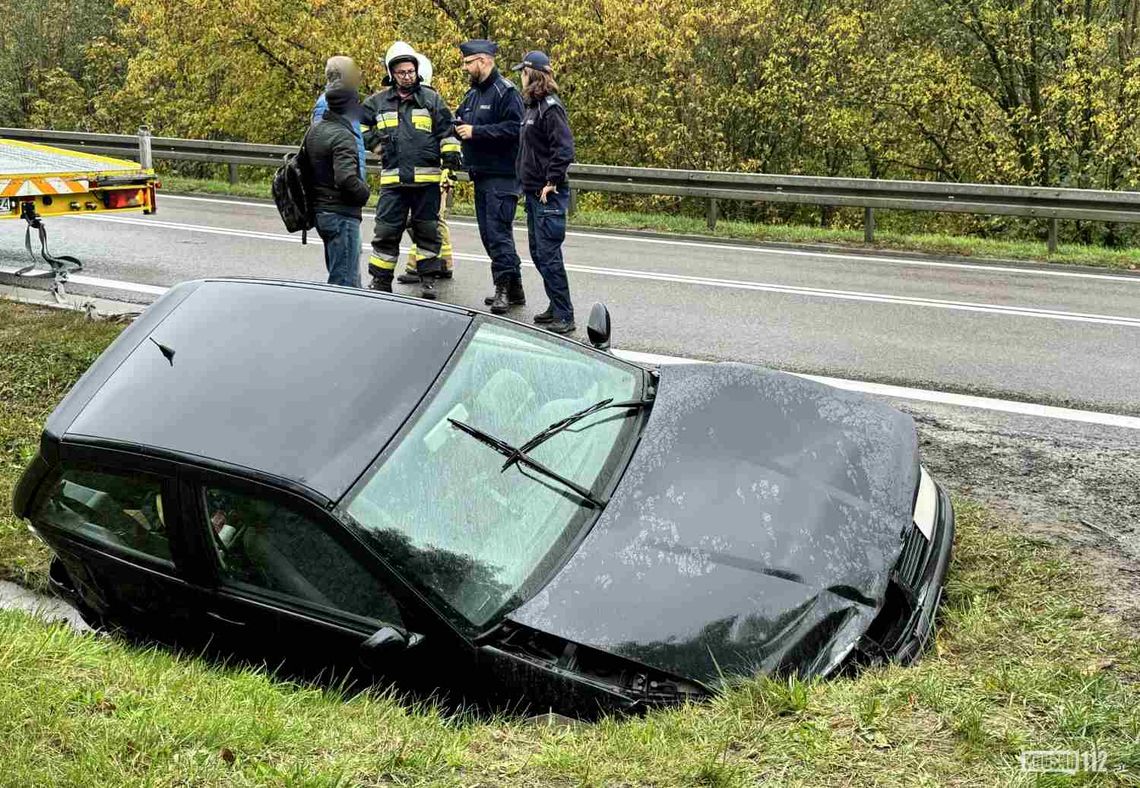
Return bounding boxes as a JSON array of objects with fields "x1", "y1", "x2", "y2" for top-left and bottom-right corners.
[{"x1": 304, "y1": 86, "x2": 371, "y2": 287}]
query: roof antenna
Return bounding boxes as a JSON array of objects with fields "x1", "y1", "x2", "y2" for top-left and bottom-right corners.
[{"x1": 148, "y1": 337, "x2": 175, "y2": 366}]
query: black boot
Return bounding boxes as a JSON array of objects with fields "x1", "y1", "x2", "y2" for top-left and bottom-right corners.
[
  {"x1": 420, "y1": 273, "x2": 437, "y2": 300},
  {"x1": 485, "y1": 278, "x2": 526, "y2": 307},
  {"x1": 397, "y1": 271, "x2": 421, "y2": 284},
  {"x1": 532, "y1": 306, "x2": 554, "y2": 324},
  {"x1": 545, "y1": 318, "x2": 576, "y2": 335},
  {"x1": 489, "y1": 283, "x2": 510, "y2": 314},
  {"x1": 507, "y1": 276, "x2": 526, "y2": 306},
  {"x1": 369, "y1": 275, "x2": 393, "y2": 293}
]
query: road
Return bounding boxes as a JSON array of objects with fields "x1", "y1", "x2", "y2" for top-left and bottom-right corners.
[
  {"x1": 2, "y1": 193, "x2": 1139, "y2": 416},
  {"x1": 1, "y1": 192, "x2": 1138, "y2": 620}
]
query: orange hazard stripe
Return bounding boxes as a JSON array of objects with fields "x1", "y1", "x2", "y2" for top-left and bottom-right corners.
[
  {"x1": 33, "y1": 177, "x2": 88, "y2": 194},
  {"x1": 0, "y1": 177, "x2": 90, "y2": 197}
]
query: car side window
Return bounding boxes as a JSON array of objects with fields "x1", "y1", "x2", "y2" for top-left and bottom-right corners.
[
  {"x1": 36, "y1": 470, "x2": 171, "y2": 562},
  {"x1": 203, "y1": 487, "x2": 401, "y2": 625}
]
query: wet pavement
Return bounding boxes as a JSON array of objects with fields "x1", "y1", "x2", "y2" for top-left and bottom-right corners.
[{"x1": 0, "y1": 580, "x2": 92, "y2": 633}]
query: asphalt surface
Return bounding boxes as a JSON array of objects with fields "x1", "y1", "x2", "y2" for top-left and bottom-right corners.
[
  {"x1": 2, "y1": 193, "x2": 1139, "y2": 414},
  {"x1": 1, "y1": 193, "x2": 1138, "y2": 628}
]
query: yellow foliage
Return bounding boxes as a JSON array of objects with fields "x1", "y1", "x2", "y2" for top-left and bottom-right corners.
[{"x1": 12, "y1": 0, "x2": 1140, "y2": 190}]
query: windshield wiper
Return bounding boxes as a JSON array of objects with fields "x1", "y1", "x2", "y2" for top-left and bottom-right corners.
[
  {"x1": 448, "y1": 418, "x2": 606, "y2": 509},
  {"x1": 504, "y1": 397, "x2": 653, "y2": 471}
]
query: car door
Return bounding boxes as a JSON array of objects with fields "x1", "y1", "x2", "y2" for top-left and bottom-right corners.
[
  {"x1": 26, "y1": 448, "x2": 201, "y2": 637},
  {"x1": 177, "y1": 470, "x2": 423, "y2": 679}
]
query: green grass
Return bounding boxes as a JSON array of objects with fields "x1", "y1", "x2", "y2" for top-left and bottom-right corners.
[
  {"x1": 159, "y1": 174, "x2": 282, "y2": 204},
  {"x1": 0, "y1": 301, "x2": 122, "y2": 592},
  {"x1": 158, "y1": 174, "x2": 1140, "y2": 271},
  {"x1": 1, "y1": 299, "x2": 1138, "y2": 785}
]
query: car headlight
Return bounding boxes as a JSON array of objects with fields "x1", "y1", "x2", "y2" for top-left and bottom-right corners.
[{"x1": 913, "y1": 466, "x2": 938, "y2": 541}]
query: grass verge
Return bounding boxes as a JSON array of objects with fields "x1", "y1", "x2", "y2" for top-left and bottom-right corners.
[
  {"x1": 158, "y1": 174, "x2": 1140, "y2": 271},
  {"x1": 0, "y1": 301, "x2": 122, "y2": 591},
  {"x1": 0, "y1": 299, "x2": 1138, "y2": 785}
]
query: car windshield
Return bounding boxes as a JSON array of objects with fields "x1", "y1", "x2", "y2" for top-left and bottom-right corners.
[{"x1": 346, "y1": 321, "x2": 643, "y2": 627}]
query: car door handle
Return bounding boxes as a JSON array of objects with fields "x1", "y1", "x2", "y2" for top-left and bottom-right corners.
[{"x1": 206, "y1": 610, "x2": 247, "y2": 627}]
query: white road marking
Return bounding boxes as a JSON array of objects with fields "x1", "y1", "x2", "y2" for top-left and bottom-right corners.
[
  {"x1": 0, "y1": 266, "x2": 166, "y2": 295},
  {"x1": 75, "y1": 215, "x2": 1140, "y2": 328},
  {"x1": 612, "y1": 350, "x2": 1140, "y2": 431},
  {"x1": 160, "y1": 194, "x2": 284, "y2": 209},
  {"x1": 86, "y1": 215, "x2": 304, "y2": 243},
  {"x1": 2, "y1": 266, "x2": 1138, "y2": 430},
  {"x1": 159, "y1": 193, "x2": 1140, "y2": 285}
]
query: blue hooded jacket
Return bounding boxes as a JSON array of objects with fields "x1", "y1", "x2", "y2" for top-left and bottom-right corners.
[{"x1": 312, "y1": 92, "x2": 367, "y2": 179}]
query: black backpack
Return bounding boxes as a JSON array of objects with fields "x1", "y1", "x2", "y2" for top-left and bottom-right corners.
[{"x1": 272, "y1": 134, "x2": 314, "y2": 243}]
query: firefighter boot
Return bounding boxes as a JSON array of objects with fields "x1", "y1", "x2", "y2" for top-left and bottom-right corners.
[
  {"x1": 369, "y1": 271, "x2": 394, "y2": 293},
  {"x1": 420, "y1": 272, "x2": 438, "y2": 300}
]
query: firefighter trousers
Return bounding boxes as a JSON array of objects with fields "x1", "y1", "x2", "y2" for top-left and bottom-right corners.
[
  {"x1": 406, "y1": 183, "x2": 453, "y2": 276},
  {"x1": 369, "y1": 185, "x2": 443, "y2": 284}
]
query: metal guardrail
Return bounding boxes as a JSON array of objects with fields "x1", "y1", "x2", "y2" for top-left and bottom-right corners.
[{"x1": 7, "y1": 126, "x2": 1140, "y2": 251}]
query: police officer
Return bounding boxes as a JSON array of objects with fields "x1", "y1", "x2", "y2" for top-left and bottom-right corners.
[
  {"x1": 397, "y1": 53, "x2": 461, "y2": 284},
  {"x1": 454, "y1": 39, "x2": 527, "y2": 314},
  {"x1": 363, "y1": 42, "x2": 458, "y2": 299},
  {"x1": 514, "y1": 51, "x2": 576, "y2": 333}
]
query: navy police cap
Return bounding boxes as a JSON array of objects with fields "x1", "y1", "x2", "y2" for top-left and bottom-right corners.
[
  {"x1": 459, "y1": 39, "x2": 498, "y2": 57},
  {"x1": 511, "y1": 50, "x2": 551, "y2": 72}
]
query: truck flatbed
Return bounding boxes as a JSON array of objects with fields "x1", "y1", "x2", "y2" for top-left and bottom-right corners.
[
  {"x1": 1, "y1": 138, "x2": 156, "y2": 219},
  {"x1": 0, "y1": 138, "x2": 142, "y2": 178},
  {"x1": 1, "y1": 138, "x2": 158, "y2": 290}
]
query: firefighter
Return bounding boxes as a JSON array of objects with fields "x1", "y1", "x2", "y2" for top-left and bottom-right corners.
[
  {"x1": 397, "y1": 53, "x2": 461, "y2": 284},
  {"x1": 363, "y1": 42, "x2": 458, "y2": 299}
]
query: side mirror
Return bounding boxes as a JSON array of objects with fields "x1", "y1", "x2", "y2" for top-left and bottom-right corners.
[
  {"x1": 359, "y1": 626, "x2": 422, "y2": 668},
  {"x1": 587, "y1": 303, "x2": 611, "y2": 351}
]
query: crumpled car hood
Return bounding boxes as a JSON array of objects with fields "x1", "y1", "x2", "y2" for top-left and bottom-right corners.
[{"x1": 507, "y1": 362, "x2": 920, "y2": 685}]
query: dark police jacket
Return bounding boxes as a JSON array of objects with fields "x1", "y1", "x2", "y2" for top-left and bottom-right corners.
[
  {"x1": 362, "y1": 85, "x2": 458, "y2": 188},
  {"x1": 304, "y1": 111, "x2": 370, "y2": 218},
  {"x1": 455, "y1": 69, "x2": 524, "y2": 178},
  {"x1": 518, "y1": 94, "x2": 575, "y2": 192}
]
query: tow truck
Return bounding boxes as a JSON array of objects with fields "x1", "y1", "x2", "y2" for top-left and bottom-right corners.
[{"x1": 1, "y1": 136, "x2": 157, "y2": 296}]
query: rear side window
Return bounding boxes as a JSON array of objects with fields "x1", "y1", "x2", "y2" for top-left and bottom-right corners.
[
  {"x1": 204, "y1": 487, "x2": 401, "y2": 625},
  {"x1": 36, "y1": 470, "x2": 171, "y2": 562}
]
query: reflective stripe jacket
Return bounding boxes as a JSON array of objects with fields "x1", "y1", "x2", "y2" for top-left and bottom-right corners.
[{"x1": 362, "y1": 85, "x2": 460, "y2": 188}]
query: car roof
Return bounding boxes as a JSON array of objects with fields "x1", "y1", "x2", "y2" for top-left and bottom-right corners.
[{"x1": 47, "y1": 279, "x2": 472, "y2": 502}]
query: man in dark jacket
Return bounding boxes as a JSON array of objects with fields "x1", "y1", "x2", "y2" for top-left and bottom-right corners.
[
  {"x1": 363, "y1": 42, "x2": 458, "y2": 299},
  {"x1": 311, "y1": 56, "x2": 367, "y2": 182},
  {"x1": 454, "y1": 39, "x2": 527, "y2": 314},
  {"x1": 304, "y1": 86, "x2": 371, "y2": 287}
]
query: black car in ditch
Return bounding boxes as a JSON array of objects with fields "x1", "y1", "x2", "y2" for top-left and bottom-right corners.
[{"x1": 13, "y1": 279, "x2": 953, "y2": 716}]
